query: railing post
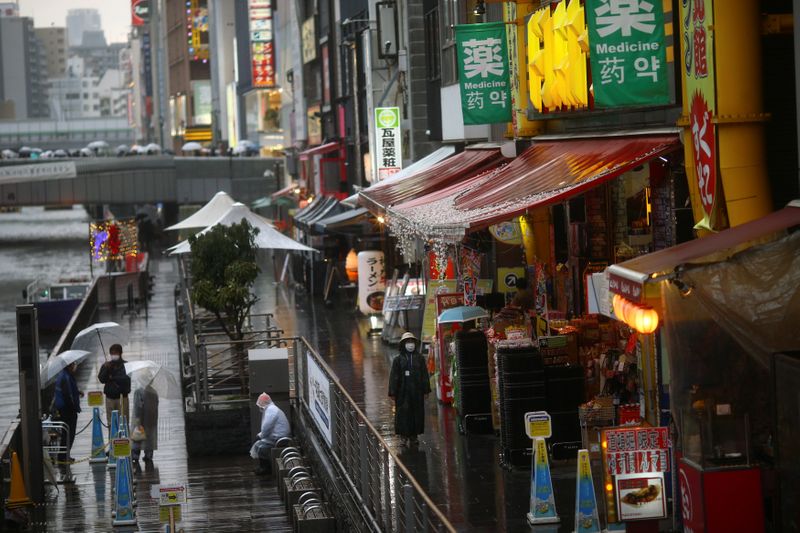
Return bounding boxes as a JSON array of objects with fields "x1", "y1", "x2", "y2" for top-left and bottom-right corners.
[
  {"x1": 358, "y1": 423, "x2": 368, "y2": 505},
  {"x1": 403, "y1": 483, "x2": 414, "y2": 533},
  {"x1": 383, "y1": 448, "x2": 392, "y2": 532}
]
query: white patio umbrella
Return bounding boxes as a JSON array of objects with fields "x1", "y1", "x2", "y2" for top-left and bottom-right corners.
[
  {"x1": 71, "y1": 322, "x2": 129, "y2": 359},
  {"x1": 169, "y1": 202, "x2": 316, "y2": 255},
  {"x1": 40, "y1": 350, "x2": 91, "y2": 388},
  {"x1": 165, "y1": 191, "x2": 236, "y2": 231},
  {"x1": 181, "y1": 141, "x2": 203, "y2": 151},
  {"x1": 124, "y1": 361, "x2": 181, "y2": 399},
  {"x1": 88, "y1": 140, "x2": 109, "y2": 149}
]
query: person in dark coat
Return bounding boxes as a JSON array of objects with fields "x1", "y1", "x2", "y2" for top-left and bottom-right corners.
[
  {"x1": 131, "y1": 384, "x2": 159, "y2": 467},
  {"x1": 97, "y1": 344, "x2": 131, "y2": 429},
  {"x1": 54, "y1": 362, "x2": 83, "y2": 461},
  {"x1": 388, "y1": 332, "x2": 430, "y2": 447}
]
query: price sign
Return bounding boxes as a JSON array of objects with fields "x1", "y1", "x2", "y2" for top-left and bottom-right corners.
[
  {"x1": 151, "y1": 484, "x2": 188, "y2": 505},
  {"x1": 525, "y1": 411, "x2": 552, "y2": 439},
  {"x1": 112, "y1": 437, "x2": 131, "y2": 457},
  {"x1": 87, "y1": 391, "x2": 104, "y2": 407}
]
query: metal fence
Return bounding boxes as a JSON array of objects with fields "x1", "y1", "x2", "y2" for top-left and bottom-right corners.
[{"x1": 290, "y1": 336, "x2": 456, "y2": 533}]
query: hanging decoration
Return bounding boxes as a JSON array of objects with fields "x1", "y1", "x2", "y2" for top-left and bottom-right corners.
[
  {"x1": 459, "y1": 246, "x2": 482, "y2": 306},
  {"x1": 90, "y1": 220, "x2": 139, "y2": 262},
  {"x1": 612, "y1": 294, "x2": 659, "y2": 334}
]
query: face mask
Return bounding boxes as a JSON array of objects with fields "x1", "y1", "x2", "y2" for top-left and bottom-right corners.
[
  {"x1": 404, "y1": 342, "x2": 415, "y2": 352},
  {"x1": 110, "y1": 355, "x2": 120, "y2": 362}
]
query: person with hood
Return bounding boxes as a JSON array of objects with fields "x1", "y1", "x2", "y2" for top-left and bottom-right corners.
[
  {"x1": 388, "y1": 332, "x2": 430, "y2": 447},
  {"x1": 249, "y1": 393, "x2": 291, "y2": 475},
  {"x1": 131, "y1": 384, "x2": 159, "y2": 468},
  {"x1": 54, "y1": 362, "x2": 83, "y2": 461},
  {"x1": 97, "y1": 344, "x2": 131, "y2": 428}
]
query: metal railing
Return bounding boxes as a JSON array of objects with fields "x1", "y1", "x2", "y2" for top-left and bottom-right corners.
[{"x1": 288, "y1": 336, "x2": 456, "y2": 533}]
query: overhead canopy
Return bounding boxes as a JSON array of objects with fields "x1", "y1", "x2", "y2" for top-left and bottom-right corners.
[
  {"x1": 165, "y1": 191, "x2": 236, "y2": 231},
  {"x1": 358, "y1": 147, "x2": 506, "y2": 216},
  {"x1": 298, "y1": 141, "x2": 340, "y2": 160},
  {"x1": 388, "y1": 133, "x2": 680, "y2": 243},
  {"x1": 607, "y1": 200, "x2": 800, "y2": 302},
  {"x1": 342, "y1": 146, "x2": 457, "y2": 207},
  {"x1": 313, "y1": 207, "x2": 372, "y2": 233},
  {"x1": 293, "y1": 196, "x2": 337, "y2": 227},
  {"x1": 271, "y1": 183, "x2": 298, "y2": 200},
  {"x1": 296, "y1": 197, "x2": 346, "y2": 231},
  {"x1": 170, "y1": 202, "x2": 315, "y2": 254}
]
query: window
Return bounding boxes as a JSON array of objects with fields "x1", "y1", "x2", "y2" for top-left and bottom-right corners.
[
  {"x1": 439, "y1": 0, "x2": 459, "y2": 85},
  {"x1": 83, "y1": 93, "x2": 89, "y2": 99},
  {"x1": 424, "y1": 8, "x2": 441, "y2": 81}
]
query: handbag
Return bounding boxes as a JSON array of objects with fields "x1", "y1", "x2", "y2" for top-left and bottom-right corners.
[{"x1": 131, "y1": 425, "x2": 147, "y2": 442}]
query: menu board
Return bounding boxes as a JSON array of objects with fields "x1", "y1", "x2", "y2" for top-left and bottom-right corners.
[{"x1": 603, "y1": 427, "x2": 671, "y2": 476}]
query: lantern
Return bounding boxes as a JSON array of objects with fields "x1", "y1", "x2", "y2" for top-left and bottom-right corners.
[
  {"x1": 631, "y1": 305, "x2": 659, "y2": 334},
  {"x1": 345, "y1": 248, "x2": 359, "y2": 282},
  {"x1": 612, "y1": 294, "x2": 624, "y2": 319}
]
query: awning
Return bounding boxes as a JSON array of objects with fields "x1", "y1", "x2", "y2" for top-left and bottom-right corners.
[
  {"x1": 294, "y1": 197, "x2": 342, "y2": 230},
  {"x1": 358, "y1": 147, "x2": 506, "y2": 216},
  {"x1": 342, "y1": 146, "x2": 457, "y2": 207},
  {"x1": 313, "y1": 207, "x2": 372, "y2": 233},
  {"x1": 388, "y1": 133, "x2": 680, "y2": 242},
  {"x1": 271, "y1": 183, "x2": 298, "y2": 200},
  {"x1": 607, "y1": 201, "x2": 800, "y2": 302},
  {"x1": 298, "y1": 141, "x2": 340, "y2": 160},
  {"x1": 165, "y1": 191, "x2": 235, "y2": 231}
]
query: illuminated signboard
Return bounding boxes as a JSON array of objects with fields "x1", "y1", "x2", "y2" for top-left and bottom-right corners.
[
  {"x1": 249, "y1": 0, "x2": 276, "y2": 87},
  {"x1": 89, "y1": 220, "x2": 139, "y2": 262}
]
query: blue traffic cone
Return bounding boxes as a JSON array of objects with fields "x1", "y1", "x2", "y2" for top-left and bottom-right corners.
[
  {"x1": 89, "y1": 407, "x2": 107, "y2": 464},
  {"x1": 107, "y1": 410, "x2": 119, "y2": 469},
  {"x1": 111, "y1": 453, "x2": 137, "y2": 526},
  {"x1": 118, "y1": 417, "x2": 136, "y2": 506},
  {"x1": 573, "y1": 449, "x2": 601, "y2": 532}
]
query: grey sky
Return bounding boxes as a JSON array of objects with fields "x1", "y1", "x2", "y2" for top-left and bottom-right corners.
[{"x1": 18, "y1": 0, "x2": 130, "y2": 44}]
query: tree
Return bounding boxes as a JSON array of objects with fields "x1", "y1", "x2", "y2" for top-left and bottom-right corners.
[{"x1": 189, "y1": 220, "x2": 260, "y2": 344}]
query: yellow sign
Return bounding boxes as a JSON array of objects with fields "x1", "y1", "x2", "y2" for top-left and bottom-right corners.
[
  {"x1": 159, "y1": 505, "x2": 182, "y2": 523},
  {"x1": 497, "y1": 267, "x2": 526, "y2": 293},
  {"x1": 526, "y1": 411, "x2": 552, "y2": 439},
  {"x1": 578, "y1": 448, "x2": 592, "y2": 477},
  {"x1": 527, "y1": 0, "x2": 588, "y2": 112},
  {"x1": 489, "y1": 221, "x2": 522, "y2": 245},
  {"x1": 112, "y1": 438, "x2": 131, "y2": 457},
  {"x1": 87, "y1": 391, "x2": 104, "y2": 407},
  {"x1": 535, "y1": 438, "x2": 548, "y2": 464}
]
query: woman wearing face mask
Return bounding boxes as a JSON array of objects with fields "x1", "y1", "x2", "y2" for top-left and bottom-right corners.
[
  {"x1": 97, "y1": 343, "x2": 131, "y2": 428},
  {"x1": 388, "y1": 332, "x2": 430, "y2": 447}
]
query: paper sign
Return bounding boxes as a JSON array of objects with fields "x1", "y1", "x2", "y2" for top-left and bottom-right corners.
[
  {"x1": 525, "y1": 411, "x2": 552, "y2": 439},
  {"x1": 112, "y1": 438, "x2": 131, "y2": 458},
  {"x1": 603, "y1": 427, "x2": 671, "y2": 476},
  {"x1": 159, "y1": 504, "x2": 182, "y2": 522},
  {"x1": 616, "y1": 472, "x2": 667, "y2": 521},
  {"x1": 151, "y1": 484, "x2": 188, "y2": 505},
  {"x1": 87, "y1": 391, "x2": 104, "y2": 407}
]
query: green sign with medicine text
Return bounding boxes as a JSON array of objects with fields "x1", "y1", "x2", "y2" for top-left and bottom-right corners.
[
  {"x1": 587, "y1": 0, "x2": 670, "y2": 107},
  {"x1": 455, "y1": 22, "x2": 512, "y2": 125}
]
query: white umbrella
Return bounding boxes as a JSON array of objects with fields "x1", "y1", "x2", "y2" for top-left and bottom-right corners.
[
  {"x1": 124, "y1": 361, "x2": 181, "y2": 399},
  {"x1": 165, "y1": 191, "x2": 236, "y2": 231},
  {"x1": 169, "y1": 202, "x2": 316, "y2": 255},
  {"x1": 181, "y1": 141, "x2": 203, "y2": 151},
  {"x1": 88, "y1": 140, "x2": 109, "y2": 149},
  {"x1": 71, "y1": 322, "x2": 129, "y2": 358},
  {"x1": 40, "y1": 350, "x2": 91, "y2": 388},
  {"x1": 145, "y1": 143, "x2": 161, "y2": 154}
]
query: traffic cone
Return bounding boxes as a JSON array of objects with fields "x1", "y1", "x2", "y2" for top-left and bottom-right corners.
[
  {"x1": 112, "y1": 454, "x2": 137, "y2": 526},
  {"x1": 89, "y1": 407, "x2": 107, "y2": 464},
  {"x1": 6, "y1": 451, "x2": 32, "y2": 508},
  {"x1": 108, "y1": 409, "x2": 119, "y2": 469}
]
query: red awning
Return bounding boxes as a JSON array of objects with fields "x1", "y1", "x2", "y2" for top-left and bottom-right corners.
[
  {"x1": 388, "y1": 133, "x2": 680, "y2": 239},
  {"x1": 607, "y1": 201, "x2": 800, "y2": 301},
  {"x1": 298, "y1": 141, "x2": 341, "y2": 160},
  {"x1": 359, "y1": 148, "x2": 506, "y2": 215},
  {"x1": 271, "y1": 183, "x2": 298, "y2": 200}
]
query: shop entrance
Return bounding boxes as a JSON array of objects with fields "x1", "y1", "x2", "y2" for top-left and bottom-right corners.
[{"x1": 773, "y1": 351, "x2": 800, "y2": 532}]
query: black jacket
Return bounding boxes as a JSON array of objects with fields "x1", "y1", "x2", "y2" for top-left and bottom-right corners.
[{"x1": 98, "y1": 360, "x2": 131, "y2": 399}]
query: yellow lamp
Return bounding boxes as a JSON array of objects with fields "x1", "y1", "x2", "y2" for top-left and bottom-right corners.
[
  {"x1": 345, "y1": 249, "x2": 358, "y2": 282},
  {"x1": 631, "y1": 305, "x2": 659, "y2": 334}
]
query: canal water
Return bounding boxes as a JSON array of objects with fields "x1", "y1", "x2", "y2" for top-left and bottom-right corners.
[{"x1": 0, "y1": 206, "x2": 91, "y2": 431}]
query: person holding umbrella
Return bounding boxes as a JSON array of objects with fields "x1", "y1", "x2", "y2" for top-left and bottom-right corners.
[
  {"x1": 388, "y1": 332, "x2": 431, "y2": 447},
  {"x1": 131, "y1": 384, "x2": 159, "y2": 469},
  {"x1": 54, "y1": 362, "x2": 83, "y2": 461},
  {"x1": 97, "y1": 344, "x2": 131, "y2": 426}
]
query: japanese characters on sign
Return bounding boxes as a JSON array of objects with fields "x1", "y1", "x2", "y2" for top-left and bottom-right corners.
[
  {"x1": 680, "y1": 0, "x2": 719, "y2": 230},
  {"x1": 587, "y1": 0, "x2": 670, "y2": 107},
  {"x1": 603, "y1": 427, "x2": 671, "y2": 476},
  {"x1": 374, "y1": 107, "x2": 402, "y2": 181},
  {"x1": 249, "y1": 0, "x2": 275, "y2": 87},
  {"x1": 455, "y1": 22, "x2": 512, "y2": 125},
  {"x1": 357, "y1": 251, "x2": 386, "y2": 315}
]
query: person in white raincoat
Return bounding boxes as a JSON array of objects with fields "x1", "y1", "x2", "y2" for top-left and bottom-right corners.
[
  {"x1": 249, "y1": 392, "x2": 290, "y2": 475},
  {"x1": 131, "y1": 384, "x2": 159, "y2": 467}
]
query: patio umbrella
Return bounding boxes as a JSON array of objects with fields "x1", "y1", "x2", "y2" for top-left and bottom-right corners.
[
  {"x1": 88, "y1": 140, "x2": 109, "y2": 149},
  {"x1": 181, "y1": 141, "x2": 203, "y2": 151},
  {"x1": 437, "y1": 305, "x2": 489, "y2": 324},
  {"x1": 169, "y1": 202, "x2": 316, "y2": 254},
  {"x1": 124, "y1": 360, "x2": 181, "y2": 399},
  {"x1": 39, "y1": 350, "x2": 91, "y2": 388},
  {"x1": 71, "y1": 322, "x2": 129, "y2": 358},
  {"x1": 165, "y1": 191, "x2": 236, "y2": 231}
]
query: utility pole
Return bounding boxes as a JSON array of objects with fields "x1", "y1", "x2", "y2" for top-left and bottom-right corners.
[{"x1": 16, "y1": 305, "x2": 44, "y2": 503}]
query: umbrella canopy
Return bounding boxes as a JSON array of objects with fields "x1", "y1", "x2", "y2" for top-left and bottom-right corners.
[
  {"x1": 169, "y1": 202, "x2": 316, "y2": 254},
  {"x1": 88, "y1": 140, "x2": 109, "y2": 149},
  {"x1": 124, "y1": 360, "x2": 181, "y2": 398},
  {"x1": 40, "y1": 350, "x2": 91, "y2": 388},
  {"x1": 71, "y1": 322, "x2": 128, "y2": 358},
  {"x1": 165, "y1": 191, "x2": 236, "y2": 231},
  {"x1": 437, "y1": 305, "x2": 489, "y2": 324},
  {"x1": 182, "y1": 141, "x2": 203, "y2": 151}
]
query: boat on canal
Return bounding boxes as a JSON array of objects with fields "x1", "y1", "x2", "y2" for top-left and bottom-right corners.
[{"x1": 24, "y1": 277, "x2": 91, "y2": 332}]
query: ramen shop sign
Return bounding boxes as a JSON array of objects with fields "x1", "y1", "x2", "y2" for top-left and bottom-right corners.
[{"x1": 603, "y1": 427, "x2": 670, "y2": 476}]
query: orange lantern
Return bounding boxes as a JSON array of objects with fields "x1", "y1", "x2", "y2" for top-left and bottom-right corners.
[
  {"x1": 631, "y1": 305, "x2": 659, "y2": 334},
  {"x1": 345, "y1": 249, "x2": 359, "y2": 282},
  {"x1": 612, "y1": 294, "x2": 624, "y2": 319}
]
